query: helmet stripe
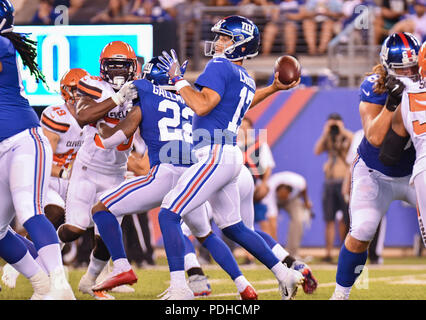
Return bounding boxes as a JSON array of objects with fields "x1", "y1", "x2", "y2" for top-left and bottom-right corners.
[{"x1": 397, "y1": 32, "x2": 412, "y2": 58}]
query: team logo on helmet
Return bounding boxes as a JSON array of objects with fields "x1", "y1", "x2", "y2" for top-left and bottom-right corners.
[{"x1": 204, "y1": 15, "x2": 260, "y2": 62}]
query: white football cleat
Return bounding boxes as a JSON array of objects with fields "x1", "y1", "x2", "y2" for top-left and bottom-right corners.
[
  {"x1": 79, "y1": 273, "x2": 115, "y2": 300},
  {"x1": 157, "y1": 286, "x2": 194, "y2": 300},
  {"x1": 279, "y1": 268, "x2": 304, "y2": 300},
  {"x1": 330, "y1": 290, "x2": 349, "y2": 300},
  {"x1": 29, "y1": 270, "x2": 50, "y2": 300},
  {"x1": 188, "y1": 274, "x2": 212, "y2": 297},
  {"x1": 43, "y1": 267, "x2": 76, "y2": 300},
  {"x1": 2, "y1": 263, "x2": 20, "y2": 288}
]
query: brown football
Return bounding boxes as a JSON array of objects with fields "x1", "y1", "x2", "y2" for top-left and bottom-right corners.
[{"x1": 274, "y1": 55, "x2": 301, "y2": 85}]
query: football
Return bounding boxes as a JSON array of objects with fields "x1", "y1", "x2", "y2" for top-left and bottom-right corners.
[{"x1": 274, "y1": 55, "x2": 301, "y2": 85}]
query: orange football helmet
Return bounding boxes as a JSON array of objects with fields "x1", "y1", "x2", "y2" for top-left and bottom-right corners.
[
  {"x1": 419, "y1": 41, "x2": 426, "y2": 80},
  {"x1": 99, "y1": 41, "x2": 137, "y2": 89},
  {"x1": 60, "y1": 68, "x2": 89, "y2": 103}
]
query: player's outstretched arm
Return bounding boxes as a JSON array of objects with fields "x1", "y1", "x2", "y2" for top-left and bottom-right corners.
[
  {"x1": 76, "y1": 81, "x2": 138, "y2": 126},
  {"x1": 250, "y1": 72, "x2": 300, "y2": 109},
  {"x1": 97, "y1": 107, "x2": 142, "y2": 149}
]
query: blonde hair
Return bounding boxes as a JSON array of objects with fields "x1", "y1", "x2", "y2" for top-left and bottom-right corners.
[{"x1": 366, "y1": 64, "x2": 387, "y2": 95}]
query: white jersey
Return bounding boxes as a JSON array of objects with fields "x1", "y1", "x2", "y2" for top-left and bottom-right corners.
[
  {"x1": 400, "y1": 79, "x2": 426, "y2": 184},
  {"x1": 40, "y1": 104, "x2": 83, "y2": 169},
  {"x1": 76, "y1": 75, "x2": 133, "y2": 175},
  {"x1": 263, "y1": 171, "x2": 306, "y2": 217}
]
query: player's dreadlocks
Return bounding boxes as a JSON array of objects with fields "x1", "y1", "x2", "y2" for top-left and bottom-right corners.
[{"x1": 1, "y1": 31, "x2": 46, "y2": 84}]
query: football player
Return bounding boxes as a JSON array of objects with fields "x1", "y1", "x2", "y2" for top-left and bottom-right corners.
[
  {"x1": 55, "y1": 40, "x2": 138, "y2": 300},
  {"x1": 0, "y1": 0, "x2": 74, "y2": 299},
  {"x1": 379, "y1": 41, "x2": 426, "y2": 246},
  {"x1": 155, "y1": 15, "x2": 304, "y2": 300},
  {"x1": 2, "y1": 68, "x2": 87, "y2": 289},
  {"x1": 330, "y1": 32, "x2": 420, "y2": 300},
  {"x1": 89, "y1": 56, "x2": 256, "y2": 300}
]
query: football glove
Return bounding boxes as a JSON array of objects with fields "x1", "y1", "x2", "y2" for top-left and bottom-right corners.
[
  {"x1": 384, "y1": 75, "x2": 405, "y2": 112},
  {"x1": 111, "y1": 81, "x2": 138, "y2": 106},
  {"x1": 158, "y1": 49, "x2": 188, "y2": 85}
]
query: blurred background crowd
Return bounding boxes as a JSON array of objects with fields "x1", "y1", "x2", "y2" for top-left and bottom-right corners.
[{"x1": 10, "y1": 0, "x2": 426, "y2": 55}]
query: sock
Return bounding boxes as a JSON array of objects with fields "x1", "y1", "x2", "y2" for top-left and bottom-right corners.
[
  {"x1": 23, "y1": 215, "x2": 59, "y2": 250},
  {"x1": 336, "y1": 244, "x2": 368, "y2": 288},
  {"x1": 0, "y1": 230, "x2": 30, "y2": 264},
  {"x1": 184, "y1": 235, "x2": 196, "y2": 255},
  {"x1": 15, "y1": 233, "x2": 38, "y2": 260},
  {"x1": 256, "y1": 230, "x2": 291, "y2": 262},
  {"x1": 234, "y1": 275, "x2": 251, "y2": 293},
  {"x1": 11, "y1": 251, "x2": 41, "y2": 279},
  {"x1": 113, "y1": 258, "x2": 132, "y2": 272},
  {"x1": 202, "y1": 233, "x2": 242, "y2": 280},
  {"x1": 37, "y1": 244, "x2": 63, "y2": 274},
  {"x1": 158, "y1": 208, "x2": 186, "y2": 273},
  {"x1": 184, "y1": 253, "x2": 201, "y2": 272},
  {"x1": 256, "y1": 229, "x2": 278, "y2": 248},
  {"x1": 15, "y1": 233, "x2": 48, "y2": 273},
  {"x1": 92, "y1": 210, "x2": 127, "y2": 261},
  {"x1": 222, "y1": 221, "x2": 280, "y2": 269},
  {"x1": 87, "y1": 252, "x2": 108, "y2": 278}
]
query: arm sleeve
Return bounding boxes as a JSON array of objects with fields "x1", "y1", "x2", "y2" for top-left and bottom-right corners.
[{"x1": 379, "y1": 127, "x2": 409, "y2": 166}]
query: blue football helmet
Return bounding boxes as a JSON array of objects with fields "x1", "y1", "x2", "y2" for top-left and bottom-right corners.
[
  {"x1": 142, "y1": 56, "x2": 175, "y2": 90},
  {"x1": 0, "y1": 0, "x2": 14, "y2": 34},
  {"x1": 380, "y1": 32, "x2": 421, "y2": 80},
  {"x1": 204, "y1": 15, "x2": 260, "y2": 61}
]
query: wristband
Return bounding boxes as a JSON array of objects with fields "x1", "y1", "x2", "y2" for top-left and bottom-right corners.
[
  {"x1": 175, "y1": 80, "x2": 190, "y2": 92},
  {"x1": 100, "y1": 130, "x2": 127, "y2": 149}
]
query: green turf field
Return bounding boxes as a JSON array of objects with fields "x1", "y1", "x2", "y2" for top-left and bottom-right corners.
[{"x1": 1, "y1": 256, "x2": 426, "y2": 300}]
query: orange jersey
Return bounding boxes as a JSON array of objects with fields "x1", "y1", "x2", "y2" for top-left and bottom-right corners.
[{"x1": 40, "y1": 104, "x2": 84, "y2": 168}]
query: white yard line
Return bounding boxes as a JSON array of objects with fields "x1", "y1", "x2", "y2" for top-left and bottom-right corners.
[{"x1": 205, "y1": 272, "x2": 426, "y2": 299}]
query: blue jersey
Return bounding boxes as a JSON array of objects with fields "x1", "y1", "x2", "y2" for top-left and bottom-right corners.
[
  {"x1": 194, "y1": 57, "x2": 256, "y2": 147},
  {"x1": 133, "y1": 79, "x2": 194, "y2": 168},
  {"x1": 0, "y1": 36, "x2": 39, "y2": 142},
  {"x1": 357, "y1": 74, "x2": 415, "y2": 177}
]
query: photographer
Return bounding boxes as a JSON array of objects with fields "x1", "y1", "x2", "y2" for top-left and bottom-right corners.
[{"x1": 314, "y1": 113, "x2": 353, "y2": 263}]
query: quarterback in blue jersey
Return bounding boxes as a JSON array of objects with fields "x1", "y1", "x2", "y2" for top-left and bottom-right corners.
[
  {"x1": 90, "y1": 57, "x2": 259, "y2": 300},
  {"x1": 156, "y1": 15, "x2": 304, "y2": 300},
  {"x1": 0, "y1": 0, "x2": 74, "y2": 299},
  {"x1": 331, "y1": 32, "x2": 421, "y2": 300}
]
